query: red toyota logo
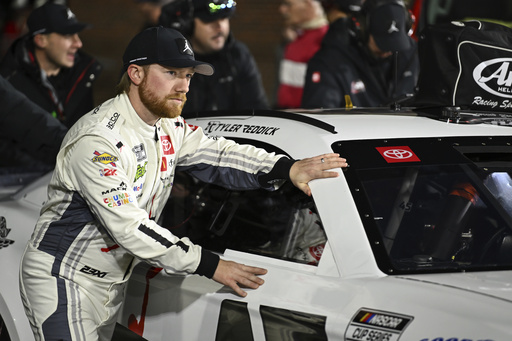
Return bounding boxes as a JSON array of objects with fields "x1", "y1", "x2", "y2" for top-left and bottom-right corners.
[
  {"x1": 376, "y1": 146, "x2": 421, "y2": 163},
  {"x1": 160, "y1": 136, "x2": 175, "y2": 155}
]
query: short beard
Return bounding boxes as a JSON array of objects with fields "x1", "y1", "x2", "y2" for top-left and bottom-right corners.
[{"x1": 138, "y1": 76, "x2": 187, "y2": 119}]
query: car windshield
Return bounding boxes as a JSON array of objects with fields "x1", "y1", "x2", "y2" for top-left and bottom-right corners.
[{"x1": 335, "y1": 136, "x2": 512, "y2": 274}]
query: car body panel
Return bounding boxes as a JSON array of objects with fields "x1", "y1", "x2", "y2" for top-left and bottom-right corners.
[
  {"x1": 0, "y1": 172, "x2": 51, "y2": 341},
  {"x1": 120, "y1": 109, "x2": 512, "y2": 340},
  {"x1": 2, "y1": 109, "x2": 512, "y2": 340}
]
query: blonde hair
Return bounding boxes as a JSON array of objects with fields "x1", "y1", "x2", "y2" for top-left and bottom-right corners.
[{"x1": 115, "y1": 65, "x2": 150, "y2": 95}]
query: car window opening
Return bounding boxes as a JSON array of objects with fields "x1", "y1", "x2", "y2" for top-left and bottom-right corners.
[
  {"x1": 336, "y1": 136, "x2": 512, "y2": 274},
  {"x1": 159, "y1": 172, "x2": 327, "y2": 266}
]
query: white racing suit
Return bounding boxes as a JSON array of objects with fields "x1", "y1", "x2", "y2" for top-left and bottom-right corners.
[{"x1": 19, "y1": 93, "x2": 290, "y2": 340}]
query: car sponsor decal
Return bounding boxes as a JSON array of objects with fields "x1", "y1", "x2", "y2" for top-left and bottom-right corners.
[
  {"x1": 99, "y1": 168, "x2": 117, "y2": 177},
  {"x1": 161, "y1": 157, "x2": 167, "y2": 172},
  {"x1": 92, "y1": 103, "x2": 102, "y2": 115},
  {"x1": 134, "y1": 161, "x2": 148, "y2": 182},
  {"x1": 0, "y1": 217, "x2": 14, "y2": 249},
  {"x1": 345, "y1": 308, "x2": 413, "y2": 341},
  {"x1": 160, "y1": 175, "x2": 172, "y2": 189},
  {"x1": 376, "y1": 146, "x2": 421, "y2": 163},
  {"x1": 101, "y1": 182, "x2": 128, "y2": 195},
  {"x1": 160, "y1": 136, "x2": 175, "y2": 155},
  {"x1": 204, "y1": 121, "x2": 280, "y2": 135},
  {"x1": 106, "y1": 112, "x2": 120, "y2": 130},
  {"x1": 132, "y1": 143, "x2": 147, "y2": 162},
  {"x1": 470, "y1": 58, "x2": 512, "y2": 110},
  {"x1": 187, "y1": 123, "x2": 199, "y2": 131},
  {"x1": 92, "y1": 151, "x2": 118, "y2": 167},
  {"x1": 79, "y1": 265, "x2": 108, "y2": 278},
  {"x1": 474, "y1": 58, "x2": 512, "y2": 99},
  {"x1": 103, "y1": 193, "x2": 133, "y2": 208}
]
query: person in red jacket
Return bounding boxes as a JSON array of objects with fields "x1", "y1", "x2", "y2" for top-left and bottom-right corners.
[{"x1": 276, "y1": 0, "x2": 329, "y2": 109}]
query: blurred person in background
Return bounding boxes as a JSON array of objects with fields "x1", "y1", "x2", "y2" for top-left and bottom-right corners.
[
  {"x1": 0, "y1": 74, "x2": 67, "y2": 171},
  {"x1": 0, "y1": 2, "x2": 102, "y2": 128},
  {"x1": 159, "y1": 0, "x2": 269, "y2": 117},
  {"x1": 134, "y1": 0, "x2": 175, "y2": 30},
  {"x1": 275, "y1": 0, "x2": 328, "y2": 109},
  {"x1": 302, "y1": 0, "x2": 418, "y2": 109}
]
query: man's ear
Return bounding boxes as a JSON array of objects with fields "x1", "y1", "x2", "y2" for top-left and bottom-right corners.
[
  {"x1": 33, "y1": 34, "x2": 47, "y2": 49},
  {"x1": 127, "y1": 65, "x2": 145, "y2": 86}
]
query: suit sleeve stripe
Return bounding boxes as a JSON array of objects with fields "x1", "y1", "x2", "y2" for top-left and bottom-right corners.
[{"x1": 138, "y1": 224, "x2": 175, "y2": 249}]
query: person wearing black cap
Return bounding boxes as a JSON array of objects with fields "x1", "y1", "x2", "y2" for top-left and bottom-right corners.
[
  {"x1": 0, "y1": 2, "x2": 102, "y2": 128},
  {"x1": 302, "y1": 0, "x2": 419, "y2": 109},
  {"x1": 159, "y1": 0, "x2": 269, "y2": 116},
  {"x1": 19, "y1": 26, "x2": 348, "y2": 340}
]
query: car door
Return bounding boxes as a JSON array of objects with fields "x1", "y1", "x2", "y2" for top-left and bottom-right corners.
[{"x1": 119, "y1": 164, "x2": 351, "y2": 340}]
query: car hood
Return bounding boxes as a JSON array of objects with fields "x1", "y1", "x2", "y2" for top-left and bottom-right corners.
[{"x1": 398, "y1": 271, "x2": 512, "y2": 302}]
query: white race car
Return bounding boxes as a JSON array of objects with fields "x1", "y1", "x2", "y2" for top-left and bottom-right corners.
[{"x1": 1, "y1": 108, "x2": 512, "y2": 341}]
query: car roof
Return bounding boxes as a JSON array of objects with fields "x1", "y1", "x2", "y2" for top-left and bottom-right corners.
[{"x1": 187, "y1": 108, "x2": 512, "y2": 159}]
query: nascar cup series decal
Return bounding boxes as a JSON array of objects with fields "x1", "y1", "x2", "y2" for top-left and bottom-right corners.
[
  {"x1": 376, "y1": 146, "x2": 421, "y2": 163},
  {"x1": 345, "y1": 308, "x2": 413, "y2": 341},
  {"x1": 473, "y1": 57, "x2": 512, "y2": 109}
]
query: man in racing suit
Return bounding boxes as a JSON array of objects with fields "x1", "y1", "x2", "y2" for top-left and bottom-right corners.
[{"x1": 19, "y1": 26, "x2": 348, "y2": 341}]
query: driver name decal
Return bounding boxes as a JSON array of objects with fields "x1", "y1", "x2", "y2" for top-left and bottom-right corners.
[
  {"x1": 376, "y1": 146, "x2": 421, "y2": 163},
  {"x1": 205, "y1": 121, "x2": 280, "y2": 135}
]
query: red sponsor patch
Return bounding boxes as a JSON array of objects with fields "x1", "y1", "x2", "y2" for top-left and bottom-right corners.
[
  {"x1": 100, "y1": 168, "x2": 117, "y2": 177},
  {"x1": 376, "y1": 146, "x2": 421, "y2": 163},
  {"x1": 160, "y1": 136, "x2": 175, "y2": 155},
  {"x1": 312, "y1": 71, "x2": 321, "y2": 83},
  {"x1": 187, "y1": 123, "x2": 199, "y2": 131},
  {"x1": 161, "y1": 157, "x2": 167, "y2": 172},
  {"x1": 309, "y1": 243, "x2": 325, "y2": 262}
]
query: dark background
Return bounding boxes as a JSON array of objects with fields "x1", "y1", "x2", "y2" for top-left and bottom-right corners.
[{"x1": 69, "y1": 0, "x2": 284, "y2": 108}]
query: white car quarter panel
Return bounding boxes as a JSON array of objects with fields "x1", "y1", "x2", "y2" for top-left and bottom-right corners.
[{"x1": 3, "y1": 109, "x2": 512, "y2": 341}]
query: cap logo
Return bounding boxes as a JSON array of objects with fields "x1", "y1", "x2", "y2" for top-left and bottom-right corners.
[
  {"x1": 183, "y1": 40, "x2": 193, "y2": 55},
  {"x1": 66, "y1": 8, "x2": 76, "y2": 20},
  {"x1": 176, "y1": 38, "x2": 194, "y2": 56},
  {"x1": 387, "y1": 20, "x2": 399, "y2": 34}
]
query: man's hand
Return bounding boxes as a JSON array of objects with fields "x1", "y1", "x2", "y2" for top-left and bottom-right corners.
[
  {"x1": 212, "y1": 259, "x2": 268, "y2": 297},
  {"x1": 290, "y1": 153, "x2": 348, "y2": 196}
]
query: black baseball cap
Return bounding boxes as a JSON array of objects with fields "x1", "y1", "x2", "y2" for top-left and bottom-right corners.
[
  {"x1": 193, "y1": 0, "x2": 236, "y2": 23},
  {"x1": 122, "y1": 26, "x2": 214, "y2": 75},
  {"x1": 368, "y1": 2, "x2": 413, "y2": 52},
  {"x1": 27, "y1": 3, "x2": 88, "y2": 36}
]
